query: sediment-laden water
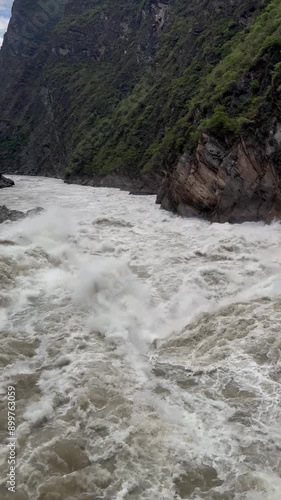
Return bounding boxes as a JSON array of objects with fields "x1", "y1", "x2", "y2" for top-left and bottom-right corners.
[{"x1": 0, "y1": 176, "x2": 281, "y2": 500}]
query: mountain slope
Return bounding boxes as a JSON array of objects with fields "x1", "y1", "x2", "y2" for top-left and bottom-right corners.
[{"x1": 0, "y1": 0, "x2": 281, "y2": 218}]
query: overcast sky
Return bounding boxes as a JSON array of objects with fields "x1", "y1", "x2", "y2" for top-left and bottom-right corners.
[{"x1": 0, "y1": 0, "x2": 13, "y2": 46}]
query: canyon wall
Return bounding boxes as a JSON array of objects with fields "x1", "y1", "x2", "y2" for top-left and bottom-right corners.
[{"x1": 0, "y1": 0, "x2": 281, "y2": 220}]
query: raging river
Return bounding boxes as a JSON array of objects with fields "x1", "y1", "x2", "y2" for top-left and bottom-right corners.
[{"x1": 0, "y1": 176, "x2": 281, "y2": 500}]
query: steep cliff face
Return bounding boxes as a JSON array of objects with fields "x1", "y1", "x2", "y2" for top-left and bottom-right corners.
[
  {"x1": 157, "y1": 133, "x2": 281, "y2": 223},
  {"x1": 0, "y1": 0, "x2": 170, "y2": 184},
  {"x1": 0, "y1": 0, "x2": 67, "y2": 177},
  {"x1": 0, "y1": 0, "x2": 281, "y2": 220}
]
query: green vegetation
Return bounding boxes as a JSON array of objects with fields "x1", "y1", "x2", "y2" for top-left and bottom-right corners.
[
  {"x1": 64, "y1": 166, "x2": 73, "y2": 178},
  {"x1": 188, "y1": 0, "x2": 281, "y2": 112},
  {"x1": 51, "y1": 0, "x2": 280, "y2": 177},
  {"x1": 20, "y1": 0, "x2": 67, "y2": 15},
  {"x1": 198, "y1": 106, "x2": 252, "y2": 137},
  {"x1": 0, "y1": 139, "x2": 20, "y2": 153},
  {"x1": 55, "y1": 7, "x2": 103, "y2": 33},
  {"x1": 2, "y1": 0, "x2": 281, "y2": 177},
  {"x1": 0, "y1": 135, "x2": 26, "y2": 153}
]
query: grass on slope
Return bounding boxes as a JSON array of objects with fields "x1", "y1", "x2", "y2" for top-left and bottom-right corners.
[{"x1": 47, "y1": 0, "x2": 281, "y2": 177}]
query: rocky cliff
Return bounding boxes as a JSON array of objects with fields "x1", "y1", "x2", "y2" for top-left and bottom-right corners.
[
  {"x1": 157, "y1": 133, "x2": 281, "y2": 223},
  {"x1": 0, "y1": 0, "x2": 281, "y2": 221}
]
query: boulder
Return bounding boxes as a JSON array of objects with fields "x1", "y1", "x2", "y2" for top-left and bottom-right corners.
[
  {"x1": 0, "y1": 174, "x2": 14, "y2": 189},
  {"x1": 0, "y1": 206, "x2": 43, "y2": 224},
  {"x1": 0, "y1": 206, "x2": 23, "y2": 223}
]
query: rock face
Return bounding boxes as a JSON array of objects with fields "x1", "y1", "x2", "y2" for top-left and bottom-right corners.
[
  {"x1": 0, "y1": 0, "x2": 67, "y2": 177},
  {"x1": 0, "y1": 174, "x2": 14, "y2": 189},
  {"x1": 0, "y1": 0, "x2": 281, "y2": 222},
  {"x1": 157, "y1": 134, "x2": 281, "y2": 223}
]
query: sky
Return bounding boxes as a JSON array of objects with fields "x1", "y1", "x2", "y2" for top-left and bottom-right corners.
[{"x1": 0, "y1": 0, "x2": 13, "y2": 46}]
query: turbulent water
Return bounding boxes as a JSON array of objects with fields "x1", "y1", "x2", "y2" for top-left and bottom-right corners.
[{"x1": 0, "y1": 176, "x2": 281, "y2": 500}]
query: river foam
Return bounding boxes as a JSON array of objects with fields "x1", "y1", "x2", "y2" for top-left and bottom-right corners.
[{"x1": 0, "y1": 176, "x2": 281, "y2": 499}]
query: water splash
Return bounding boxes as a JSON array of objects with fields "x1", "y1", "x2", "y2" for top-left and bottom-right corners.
[{"x1": 0, "y1": 176, "x2": 281, "y2": 499}]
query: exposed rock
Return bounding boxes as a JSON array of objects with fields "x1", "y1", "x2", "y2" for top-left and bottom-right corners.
[
  {"x1": 157, "y1": 135, "x2": 281, "y2": 223},
  {"x1": 25, "y1": 207, "x2": 44, "y2": 217},
  {"x1": 0, "y1": 205, "x2": 23, "y2": 223},
  {"x1": 0, "y1": 206, "x2": 43, "y2": 224},
  {"x1": 0, "y1": 174, "x2": 14, "y2": 189},
  {"x1": 65, "y1": 172, "x2": 159, "y2": 195}
]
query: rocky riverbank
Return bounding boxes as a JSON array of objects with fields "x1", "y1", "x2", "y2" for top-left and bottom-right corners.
[{"x1": 65, "y1": 172, "x2": 159, "y2": 195}]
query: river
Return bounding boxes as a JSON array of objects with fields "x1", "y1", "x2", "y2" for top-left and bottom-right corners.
[{"x1": 0, "y1": 176, "x2": 281, "y2": 500}]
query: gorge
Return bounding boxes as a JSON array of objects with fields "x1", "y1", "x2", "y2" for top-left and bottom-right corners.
[
  {"x1": 0, "y1": 0, "x2": 281, "y2": 222},
  {"x1": 1, "y1": 2, "x2": 281, "y2": 498}
]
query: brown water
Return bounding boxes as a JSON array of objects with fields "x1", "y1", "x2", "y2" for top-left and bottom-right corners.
[{"x1": 0, "y1": 176, "x2": 281, "y2": 499}]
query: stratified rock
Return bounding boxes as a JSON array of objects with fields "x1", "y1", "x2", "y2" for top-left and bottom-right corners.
[
  {"x1": 0, "y1": 174, "x2": 14, "y2": 189},
  {"x1": 157, "y1": 134, "x2": 281, "y2": 223}
]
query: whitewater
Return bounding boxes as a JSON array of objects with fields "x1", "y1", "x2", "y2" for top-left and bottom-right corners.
[{"x1": 0, "y1": 176, "x2": 281, "y2": 500}]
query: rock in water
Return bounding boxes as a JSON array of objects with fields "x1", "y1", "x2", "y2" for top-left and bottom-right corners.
[
  {"x1": 0, "y1": 174, "x2": 14, "y2": 189},
  {"x1": 0, "y1": 205, "x2": 23, "y2": 223},
  {"x1": 157, "y1": 135, "x2": 281, "y2": 224},
  {"x1": 0, "y1": 205, "x2": 44, "y2": 224}
]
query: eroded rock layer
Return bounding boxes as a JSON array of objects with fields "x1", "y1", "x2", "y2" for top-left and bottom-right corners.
[{"x1": 157, "y1": 133, "x2": 281, "y2": 223}]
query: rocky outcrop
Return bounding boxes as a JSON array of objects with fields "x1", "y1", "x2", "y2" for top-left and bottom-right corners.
[
  {"x1": 0, "y1": 206, "x2": 43, "y2": 224},
  {"x1": 157, "y1": 134, "x2": 281, "y2": 223},
  {"x1": 0, "y1": 174, "x2": 14, "y2": 189},
  {"x1": 0, "y1": 205, "x2": 23, "y2": 223}
]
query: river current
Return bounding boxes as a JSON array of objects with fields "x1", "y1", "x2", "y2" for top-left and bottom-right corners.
[{"x1": 0, "y1": 176, "x2": 281, "y2": 500}]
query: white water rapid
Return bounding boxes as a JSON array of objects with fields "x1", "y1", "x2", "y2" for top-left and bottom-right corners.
[{"x1": 0, "y1": 176, "x2": 281, "y2": 500}]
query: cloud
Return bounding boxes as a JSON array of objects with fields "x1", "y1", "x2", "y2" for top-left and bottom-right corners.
[
  {"x1": 0, "y1": 15, "x2": 9, "y2": 45},
  {"x1": 0, "y1": 14, "x2": 9, "y2": 27},
  {"x1": 0, "y1": 1, "x2": 13, "y2": 11},
  {"x1": 0, "y1": 13, "x2": 9, "y2": 30},
  {"x1": 0, "y1": 0, "x2": 13, "y2": 47}
]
